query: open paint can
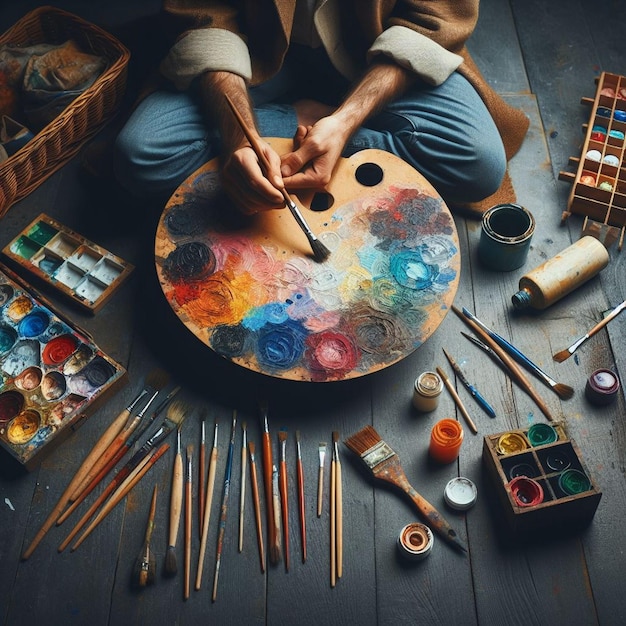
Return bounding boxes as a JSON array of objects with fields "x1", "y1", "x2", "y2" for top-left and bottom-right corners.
[{"x1": 479, "y1": 203, "x2": 535, "y2": 271}]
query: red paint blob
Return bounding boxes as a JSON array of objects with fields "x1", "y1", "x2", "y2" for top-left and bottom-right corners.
[
  {"x1": 42, "y1": 334, "x2": 78, "y2": 365},
  {"x1": 305, "y1": 330, "x2": 359, "y2": 381}
]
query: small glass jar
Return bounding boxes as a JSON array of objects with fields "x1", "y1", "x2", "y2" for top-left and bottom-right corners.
[
  {"x1": 412, "y1": 371, "x2": 443, "y2": 412},
  {"x1": 429, "y1": 418, "x2": 464, "y2": 463},
  {"x1": 397, "y1": 522, "x2": 434, "y2": 561}
]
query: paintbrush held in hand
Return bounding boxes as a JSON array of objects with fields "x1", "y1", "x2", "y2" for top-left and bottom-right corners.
[
  {"x1": 553, "y1": 299, "x2": 626, "y2": 362},
  {"x1": 224, "y1": 94, "x2": 330, "y2": 263},
  {"x1": 345, "y1": 425, "x2": 467, "y2": 554}
]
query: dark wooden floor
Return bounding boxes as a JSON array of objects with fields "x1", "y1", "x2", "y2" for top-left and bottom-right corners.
[{"x1": 2, "y1": 1, "x2": 625, "y2": 625}]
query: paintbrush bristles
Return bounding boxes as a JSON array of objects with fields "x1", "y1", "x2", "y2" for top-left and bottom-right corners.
[
  {"x1": 553, "y1": 383, "x2": 575, "y2": 400},
  {"x1": 344, "y1": 425, "x2": 383, "y2": 456},
  {"x1": 552, "y1": 349, "x2": 573, "y2": 363},
  {"x1": 145, "y1": 368, "x2": 170, "y2": 392}
]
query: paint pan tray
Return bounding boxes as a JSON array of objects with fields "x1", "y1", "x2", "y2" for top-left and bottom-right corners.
[
  {"x1": 0, "y1": 263, "x2": 127, "y2": 469},
  {"x1": 2, "y1": 214, "x2": 134, "y2": 314},
  {"x1": 482, "y1": 424, "x2": 602, "y2": 538}
]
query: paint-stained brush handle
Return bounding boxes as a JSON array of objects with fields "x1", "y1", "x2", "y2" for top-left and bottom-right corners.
[{"x1": 22, "y1": 407, "x2": 133, "y2": 559}]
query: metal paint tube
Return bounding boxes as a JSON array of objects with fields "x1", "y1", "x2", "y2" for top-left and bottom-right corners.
[{"x1": 478, "y1": 204, "x2": 535, "y2": 271}]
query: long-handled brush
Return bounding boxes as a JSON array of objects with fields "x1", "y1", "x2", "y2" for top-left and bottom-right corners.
[
  {"x1": 165, "y1": 425, "x2": 184, "y2": 576},
  {"x1": 224, "y1": 94, "x2": 330, "y2": 263},
  {"x1": 461, "y1": 308, "x2": 574, "y2": 400},
  {"x1": 133, "y1": 485, "x2": 158, "y2": 588},
  {"x1": 344, "y1": 425, "x2": 467, "y2": 554},
  {"x1": 553, "y1": 299, "x2": 626, "y2": 362}
]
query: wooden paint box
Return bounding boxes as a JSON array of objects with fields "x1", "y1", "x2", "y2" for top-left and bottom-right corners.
[
  {"x1": 559, "y1": 72, "x2": 626, "y2": 249},
  {"x1": 0, "y1": 263, "x2": 127, "y2": 469},
  {"x1": 2, "y1": 214, "x2": 134, "y2": 314},
  {"x1": 482, "y1": 424, "x2": 602, "y2": 537}
]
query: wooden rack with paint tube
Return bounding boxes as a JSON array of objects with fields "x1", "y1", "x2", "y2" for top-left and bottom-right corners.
[
  {"x1": 559, "y1": 71, "x2": 626, "y2": 250},
  {"x1": 2, "y1": 214, "x2": 134, "y2": 314},
  {"x1": 482, "y1": 424, "x2": 601, "y2": 537}
]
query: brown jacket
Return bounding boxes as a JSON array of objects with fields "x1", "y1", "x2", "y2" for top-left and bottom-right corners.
[{"x1": 159, "y1": 0, "x2": 529, "y2": 160}]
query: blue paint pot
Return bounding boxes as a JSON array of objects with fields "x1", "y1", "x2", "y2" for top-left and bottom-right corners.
[{"x1": 478, "y1": 204, "x2": 535, "y2": 272}]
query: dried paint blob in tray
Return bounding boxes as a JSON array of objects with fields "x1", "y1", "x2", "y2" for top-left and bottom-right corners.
[
  {"x1": 2, "y1": 214, "x2": 134, "y2": 314},
  {"x1": 155, "y1": 140, "x2": 460, "y2": 382},
  {"x1": 0, "y1": 266, "x2": 126, "y2": 469}
]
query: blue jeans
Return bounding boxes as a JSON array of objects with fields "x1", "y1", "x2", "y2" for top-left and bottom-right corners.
[{"x1": 115, "y1": 47, "x2": 506, "y2": 204}]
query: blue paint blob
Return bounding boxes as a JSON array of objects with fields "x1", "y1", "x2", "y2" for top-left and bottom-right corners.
[
  {"x1": 243, "y1": 302, "x2": 289, "y2": 331},
  {"x1": 18, "y1": 310, "x2": 50, "y2": 338},
  {"x1": 254, "y1": 319, "x2": 308, "y2": 371},
  {"x1": 390, "y1": 250, "x2": 436, "y2": 290}
]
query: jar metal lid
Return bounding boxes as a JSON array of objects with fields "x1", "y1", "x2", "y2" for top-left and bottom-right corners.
[
  {"x1": 415, "y1": 371, "x2": 443, "y2": 397},
  {"x1": 444, "y1": 477, "x2": 477, "y2": 510}
]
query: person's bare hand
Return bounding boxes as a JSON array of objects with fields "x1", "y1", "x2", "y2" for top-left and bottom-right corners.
[
  {"x1": 280, "y1": 115, "x2": 347, "y2": 190},
  {"x1": 220, "y1": 142, "x2": 285, "y2": 215}
]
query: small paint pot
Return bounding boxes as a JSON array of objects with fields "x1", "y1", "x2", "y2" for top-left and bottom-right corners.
[
  {"x1": 609, "y1": 129, "x2": 625, "y2": 140},
  {"x1": 527, "y1": 423, "x2": 559, "y2": 447},
  {"x1": 429, "y1": 418, "x2": 464, "y2": 464},
  {"x1": 412, "y1": 371, "x2": 443, "y2": 412},
  {"x1": 397, "y1": 522, "x2": 434, "y2": 561},
  {"x1": 614, "y1": 110, "x2": 626, "y2": 122},
  {"x1": 496, "y1": 432, "x2": 529, "y2": 455},
  {"x1": 603, "y1": 154, "x2": 620, "y2": 167},
  {"x1": 598, "y1": 181, "x2": 613, "y2": 191},
  {"x1": 444, "y1": 477, "x2": 477, "y2": 511},
  {"x1": 585, "y1": 149, "x2": 602, "y2": 162},
  {"x1": 579, "y1": 172, "x2": 597, "y2": 186},
  {"x1": 585, "y1": 368, "x2": 620, "y2": 406},
  {"x1": 558, "y1": 469, "x2": 592, "y2": 496},
  {"x1": 509, "y1": 476, "x2": 544, "y2": 507},
  {"x1": 596, "y1": 107, "x2": 612, "y2": 118},
  {"x1": 478, "y1": 204, "x2": 535, "y2": 272}
]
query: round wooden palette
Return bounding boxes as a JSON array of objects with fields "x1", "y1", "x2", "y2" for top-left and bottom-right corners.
[{"x1": 155, "y1": 139, "x2": 460, "y2": 382}]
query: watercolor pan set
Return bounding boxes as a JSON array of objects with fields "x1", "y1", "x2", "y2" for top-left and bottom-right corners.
[
  {"x1": 559, "y1": 72, "x2": 626, "y2": 249},
  {"x1": 2, "y1": 214, "x2": 134, "y2": 313},
  {"x1": 0, "y1": 263, "x2": 127, "y2": 469},
  {"x1": 482, "y1": 424, "x2": 602, "y2": 537}
]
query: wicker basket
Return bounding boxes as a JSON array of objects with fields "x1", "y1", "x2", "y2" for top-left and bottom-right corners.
[{"x1": 0, "y1": 6, "x2": 130, "y2": 219}]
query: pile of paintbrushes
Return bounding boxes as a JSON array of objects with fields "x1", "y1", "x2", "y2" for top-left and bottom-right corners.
[{"x1": 22, "y1": 369, "x2": 183, "y2": 560}]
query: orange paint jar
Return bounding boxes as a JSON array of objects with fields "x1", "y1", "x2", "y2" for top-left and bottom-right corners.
[{"x1": 429, "y1": 418, "x2": 464, "y2": 464}]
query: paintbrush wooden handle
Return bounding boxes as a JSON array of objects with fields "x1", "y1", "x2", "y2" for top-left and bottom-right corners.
[
  {"x1": 71, "y1": 444, "x2": 169, "y2": 551},
  {"x1": 262, "y1": 432, "x2": 280, "y2": 564},
  {"x1": 21, "y1": 408, "x2": 131, "y2": 560},
  {"x1": 279, "y1": 459, "x2": 289, "y2": 571},
  {"x1": 168, "y1": 448, "x2": 184, "y2": 550},
  {"x1": 66, "y1": 407, "x2": 134, "y2": 502},
  {"x1": 452, "y1": 306, "x2": 554, "y2": 421},
  {"x1": 248, "y1": 443, "x2": 266, "y2": 573},
  {"x1": 400, "y1": 478, "x2": 466, "y2": 553},
  {"x1": 195, "y1": 446, "x2": 218, "y2": 590},
  {"x1": 199, "y1": 441, "x2": 206, "y2": 537},
  {"x1": 336, "y1": 459, "x2": 342, "y2": 579},
  {"x1": 297, "y1": 457, "x2": 306, "y2": 563},
  {"x1": 317, "y1": 465, "x2": 324, "y2": 517},
  {"x1": 184, "y1": 471, "x2": 192, "y2": 599},
  {"x1": 56, "y1": 443, "x2": 126, "y2": 527},
  {"x1": 71, "y1": 421, "x2": 138, "y2": 502},
  {"x1": 437, "y1": 367, "x2": 478, "y2": 434},
  {"x1": 330, "y1": 456, "x2": 337, "y2": 587}
]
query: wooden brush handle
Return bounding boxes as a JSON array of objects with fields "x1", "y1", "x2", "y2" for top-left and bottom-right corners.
[
  {"x1": 66, "y1": 407, "x2": 133, "y2": 502},
  {"x1": 168, "y1": 450, "x2": 183, "y2": 548},
  {"x1": 317, "y1": 466, "x2": 324, "y2": 517},
  {"x1": 279, "y1": 460, "x2": 289, "y2": 571},
  {"x1": 71, "y1": 422, "x2": 137, "y2": 501},
  {"x1": 195, "y1": 447, "x2": 218, "y2": 590},
  {"x1": 248, "y1": 444, "x2": 266, "y2": 573},
  {"x1": 297, "y1": 458, "x2": 306, "y2": 562},
  {"x1": 57, "y1": 440, "x2": 130, "y2": 526},
  {"x1": 72, "y1": 444, "x2": 169, "y2": 551},
  {"x1": 239, "y1": 444, "x2": 247, "y2": 552},
  {"x1": 22, "y1": 407, "x2": 131, "y2": 560},
  {"x1": 262, "y1": 432, "x2": 279, "y2": 564},
  {"x1": 452, "y1": 306, "x2": 554, "y2": 421},
  {"x1": 184, "y1": 476, "x2": 192, "y2": 599},
  {"x1": 199, "y1": 442, "x2": 206, "y2": 536},
  {"x1": 330, "y1": 457, "x2": 336, "y2": 588},
  {"x1": 336, "y1": 460, "x2": 343, "y2": 579}
]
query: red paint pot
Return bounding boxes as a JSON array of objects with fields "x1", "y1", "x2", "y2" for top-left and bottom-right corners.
[
  {"x1": 0, "y1": 390, "x2": 25, "y2": 423},
  {"x1": 42, "y1": 334, "x2": 78, "y2": 365},
  {"x1": 509, "y1": 476, "x2": 544, "y2": 507}
]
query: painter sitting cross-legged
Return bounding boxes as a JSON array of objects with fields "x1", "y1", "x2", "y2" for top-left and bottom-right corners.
[{"x1": 114, "y1": 0, "x2": 529, "y2": 215}]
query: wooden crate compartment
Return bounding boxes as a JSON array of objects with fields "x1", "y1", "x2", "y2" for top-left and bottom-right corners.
[{"x1": 482, "y1": 426, "x2": 602, "y2": 537}]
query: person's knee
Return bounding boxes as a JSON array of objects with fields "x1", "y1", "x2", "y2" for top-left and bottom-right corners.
[{"x1": 457, "y1": 139, "x2": 507, "y2": 202}]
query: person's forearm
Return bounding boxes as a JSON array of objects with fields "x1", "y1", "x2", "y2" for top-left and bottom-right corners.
[
  {"x1": 199, "y1": 71, "x2": 254, "y2": 154},
  {"x1": 333, "y1": 61, "x2": 415, "y2": 139}
]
